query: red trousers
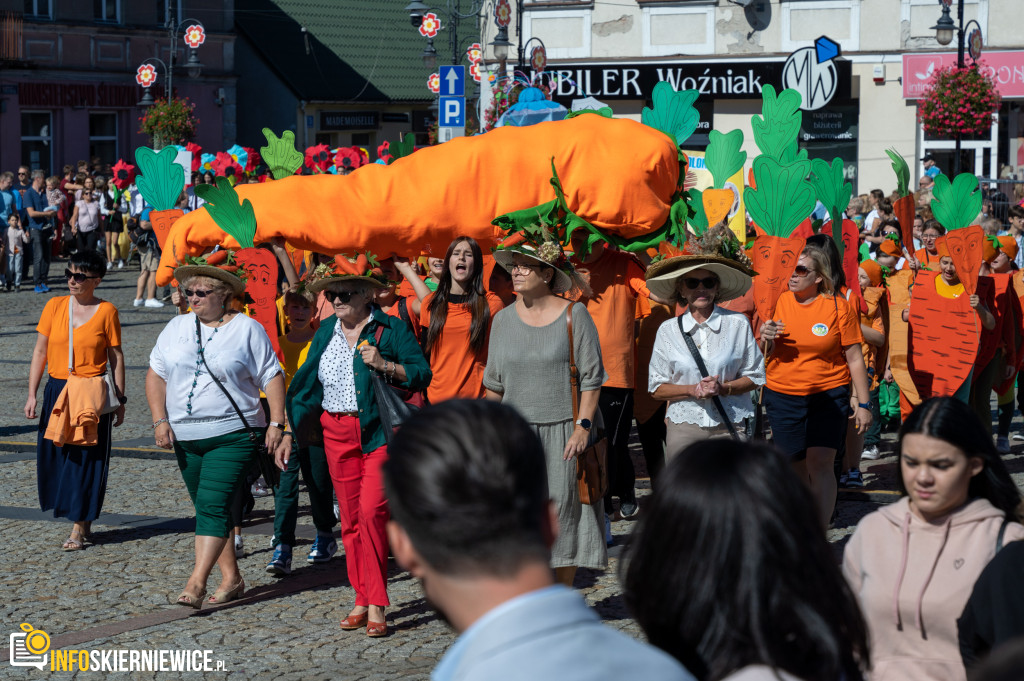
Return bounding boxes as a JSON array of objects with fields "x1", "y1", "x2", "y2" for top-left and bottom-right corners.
[{"x1": 320, "y1": 412, "x2": 390, "y2": 607}]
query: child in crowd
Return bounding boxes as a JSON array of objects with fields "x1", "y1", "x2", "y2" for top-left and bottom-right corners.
[{"x1": 4, "y1": 212, "x2": 29, "y2": 291}]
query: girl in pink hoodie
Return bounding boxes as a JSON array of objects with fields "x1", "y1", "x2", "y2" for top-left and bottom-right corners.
[{"x1": 843, "y1": 397, "x2": 1024, "y2": 681}]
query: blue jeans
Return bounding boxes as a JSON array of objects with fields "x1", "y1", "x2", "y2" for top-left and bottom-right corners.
[{"x1": 6, "y1": 250, "x2": 22, "y2": 287}]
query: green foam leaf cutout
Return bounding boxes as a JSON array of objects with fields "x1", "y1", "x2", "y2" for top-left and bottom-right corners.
[
  {"x1": 134, "y1": 146, "x2": 185, "y2": 212},
  {"x1": 391, "y1": 133, "x2": 416, "y2": 162},
  {"x1": 808, "y1": 157, "x2": 852, "y2": 265},
  {"x1": 750, "y1": 85, "x2": 807, "y2": 164},
  {"x1": 743, "y1": 156, "x2": 815, "y2": 237},
  {"x1": 687, "y1": 188, "x2": 709, "y2": 234},
  {"x1": 885, "y1": 148, "x2": 911, "y2": 198},
  {"x1": 705, "y1": 130, "x2": 746, "y2": 190},
  {"x1": 930, "y1": 173, "x2": 982, "y2": 232},
  {"x1": 565, "y1": 107, "x2": 614, "y2": 120},
  {"x1": 641, "y1": 82, "x2": 700, "y2": 151},
  {"x1": 260, "y1": 128, "x2": 304, "y2": 180},
  {"x1": 194, "y1": 177, "x2": 258, "y2": 248}
]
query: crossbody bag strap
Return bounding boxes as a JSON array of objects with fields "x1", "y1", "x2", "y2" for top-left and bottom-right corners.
[
  {"x1": 677, "y1": 315, "x2": 739, "y2": 440},
  {"x1": 996, "y1": 516, "x2": 1010, "y2": 553},
  {"x1": 566, "y1": 303, "x2": 580, "y2": 422},
  {"x1": 67, "y1": 297, "x2": 74, "y2": 375},
  {"x1": 195, "y1": 316, "x2": 257, "y2": 438}
]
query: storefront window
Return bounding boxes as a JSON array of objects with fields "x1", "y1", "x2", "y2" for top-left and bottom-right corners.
[
  {"x1": 21, "y1": 111, "x2": 52, "y2": 174},
  {"x1": 23, "y1": 0, "x2": 52, "y2": 18},
  {"x1": 89, "y1": 113, "x2": 117, "y2": 167},
  {"x1": 94, "y1": 0, "x2": 120, "y2": 23}
]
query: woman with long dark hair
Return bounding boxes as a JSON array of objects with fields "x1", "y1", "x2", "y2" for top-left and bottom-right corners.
[
  {"x1": 843, "y1": 397, "x2": 1023, "y2": 681},
  {"x1": 623, "y1": 439, "x2": 870, "y2": 681},
  {"x1": 421, "y1": 236, "x2": 503, "y2": 403}
]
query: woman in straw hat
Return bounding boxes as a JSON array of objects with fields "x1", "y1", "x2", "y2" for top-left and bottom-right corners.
[
  {"x1": 484, "y1": 231, "x2": 607, "y2": 586},
  {"x1": 277, "y1": 263, "x2": 431, "y2": 637},
  {"x1": 645, "y1": 238, "x2": 765, "y2": 461},
  {"x1": 146, "y1": 261, "x2": 286, "y2": 608}
]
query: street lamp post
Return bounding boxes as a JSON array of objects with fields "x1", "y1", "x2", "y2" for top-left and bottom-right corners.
[
  {"x1": 406, "y1": 0, "x2": 484, "y2": 69},
  {"x1": 488, "y1": 0, "x2": 545, "y2": 73},
  {"x1": 931, "y1": 0, "x2": 983, "y2": 175},
  {"x1": 137, "y1": 19, "x2": 207, "y2": 107}
]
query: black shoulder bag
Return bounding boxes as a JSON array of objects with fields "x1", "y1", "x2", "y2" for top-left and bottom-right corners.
[
  {"x1": 677, "y1": 316, "x2": 740, "y2": 441},
  {"x1": 196, "y1": 317, "x2": 280, "y2": 489}
]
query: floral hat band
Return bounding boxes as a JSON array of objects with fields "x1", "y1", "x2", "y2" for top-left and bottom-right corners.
[{"x1": 492, "y1": 230, "x2": 587, "y2": 295}]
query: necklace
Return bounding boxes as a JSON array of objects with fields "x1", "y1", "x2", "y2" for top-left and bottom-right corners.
[{"x1": 186, "y1": 316, "x2": 225, "y2": 416}]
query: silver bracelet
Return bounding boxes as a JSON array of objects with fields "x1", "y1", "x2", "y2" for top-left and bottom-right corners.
[{"x1": 152, "y1": 417, "x2": 169, "y2": 429}]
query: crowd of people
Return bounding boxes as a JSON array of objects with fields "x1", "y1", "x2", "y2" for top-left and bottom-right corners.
[{"x1": 19, "y1": 156, "x2": 1024, "y2": 680}]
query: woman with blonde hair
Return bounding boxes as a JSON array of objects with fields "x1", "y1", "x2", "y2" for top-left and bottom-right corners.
[{"x1": 759, "y1": 247, "x2": 872, "y2": 528}]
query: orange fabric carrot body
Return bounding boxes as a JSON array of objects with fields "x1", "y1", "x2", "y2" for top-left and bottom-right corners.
[{"x1": 157, "y1": 116, "x2": 679, "y2": 285}]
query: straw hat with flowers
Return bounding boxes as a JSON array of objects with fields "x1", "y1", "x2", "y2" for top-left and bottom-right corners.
[
  {"x1": 492, "y1": 223, "x2": 589, "y2": 296},
  {"x1": 173, "y1": 251, "x2": 247, "y2": 296},
  {"x1": 304, "y1": 253, "x2": 389, "y2": 294},
  {"x1": 644, "y1": 224, "x2": 755, "y2": 303}
]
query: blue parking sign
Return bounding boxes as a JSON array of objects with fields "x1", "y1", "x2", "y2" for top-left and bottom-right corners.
[{"x1": 439, "y1": 96, "x2": 465, "y2": 127}]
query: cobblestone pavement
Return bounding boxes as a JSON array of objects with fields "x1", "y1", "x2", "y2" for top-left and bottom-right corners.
[{"x1": 1, "y1": 266, "x2": 1022, "y2": 679}]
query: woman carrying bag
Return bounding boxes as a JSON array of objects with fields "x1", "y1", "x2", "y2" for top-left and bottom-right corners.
[{"x1": 645, "y1": 234, "x2": 765, "y2": 460}]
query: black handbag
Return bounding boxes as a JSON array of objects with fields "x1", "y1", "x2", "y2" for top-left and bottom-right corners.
[
  {"x1": 369, "y1": 324, "x2": 422, "y2": 443},
  {"x1": 196, "y1": 317, "x2": 280, "y2": 489}
]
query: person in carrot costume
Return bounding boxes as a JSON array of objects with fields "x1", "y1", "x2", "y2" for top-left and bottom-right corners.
[{"x1": 913, "y1": 219, "x2": 945, "y2": 269}]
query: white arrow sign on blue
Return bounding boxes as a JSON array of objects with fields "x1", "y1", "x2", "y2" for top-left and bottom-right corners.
[{"x1": 439, "y1": 65, "x2": 465, "y2": 96}]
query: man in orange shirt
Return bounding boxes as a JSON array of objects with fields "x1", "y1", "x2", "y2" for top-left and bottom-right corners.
[{"x1": 570, "y1": 233, "x2": 650, "y2": 520}]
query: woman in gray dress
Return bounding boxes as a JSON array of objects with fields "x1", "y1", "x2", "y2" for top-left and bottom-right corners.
[{"x1": 484, "y1": 233, "x2": 606, "y2": 586}]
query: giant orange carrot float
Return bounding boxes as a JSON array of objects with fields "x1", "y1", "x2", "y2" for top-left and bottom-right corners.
[
  {"x1": 744, "y1": 86, "x2": 816, "y2": 323},
  {"x1": 134, "y1": 146, "x2": 185, "y2": 249},
  {"x1": 156, "y1": 114, "x2": 681, "y2": 285}
]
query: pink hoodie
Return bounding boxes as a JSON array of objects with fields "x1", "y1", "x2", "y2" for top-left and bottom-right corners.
[{"x1": 843, "y1": 497, "x2": 1024, "y2": 681}]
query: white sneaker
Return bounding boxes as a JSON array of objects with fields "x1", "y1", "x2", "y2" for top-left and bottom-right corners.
[
  {"x1": 1012, "y1": 433, "x2": 1024, "y2": 441},
  {"x1": 996, "y1": 436, "x2": 1011, "y2": 454},
  {"x1": 117, "y1": 260, "x2": 125, "y2": 270},
  {"x1": 861, "y1": 445, "x2": 881, "y2": 460},
  {"x1": 133, "y1": 298, "x2": 144, "y2": 307},
  {"x1": 144, "y1": 298, "x2": 165, "y2": 308}
]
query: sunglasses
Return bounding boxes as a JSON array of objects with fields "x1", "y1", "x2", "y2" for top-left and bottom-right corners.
[
  {"x1": 682, "y1": 276, "x2": 718, "y2": 290},
  {"x1": 792, "y1": 265, "x2": 816, "y2": 277},
  {"x1": 17, "y1": 172, "x2": 27, "y2": 176},
  {"x1": 324, "y1": 289, "x2": 360, "y2": 304},
  {"x1": 65, "y1": 269, "x2": 100, "y2": 283},
  {"x1": 182, "y1": 288, "x2": 215, "y2": 298}
]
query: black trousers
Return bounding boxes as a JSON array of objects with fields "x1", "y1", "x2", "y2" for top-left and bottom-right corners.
[
  {"x1": 636, "y1": 403, "x2": 666, "y2": 484},
  {"x1": 599, "y1": 386, "x2": 635, "y2": 511}
]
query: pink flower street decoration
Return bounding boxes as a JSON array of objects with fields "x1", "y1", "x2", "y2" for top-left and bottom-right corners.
[
  {"x1": 427, "y1": 72, "x2": 441, "y2": 94},
  {"x1": 184, "y1": 24, "x2": 206, "y2": 49},
  {"x1": 466, "y1": 43, "x2": 482, "y2": 64},
  {"x1": 495, "y1": 0, "x2": 511, "y2": 28},
  {"x1": 136, "y1": 64, "x2": 157, "y2": 88},
  {"x1": 418, "y1": 12, "x2": 441, "y2": 38},
  {"x1": 530, "y1": 45, "x2": 547, "y2": 73}
]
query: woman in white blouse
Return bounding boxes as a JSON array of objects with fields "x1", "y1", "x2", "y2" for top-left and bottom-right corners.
[
  {"x1": 646, "y1": 253, "x2": 765, "y2": 460},
  {"x1": 146, "y1": 263, "x2": 285, "y2": 609}
]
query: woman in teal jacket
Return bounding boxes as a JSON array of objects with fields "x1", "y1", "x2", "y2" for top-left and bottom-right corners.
[{"x1": 276, "y1": 268, "x2": 430, "y2": 638}]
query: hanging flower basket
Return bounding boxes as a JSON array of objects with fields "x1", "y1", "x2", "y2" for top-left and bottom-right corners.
[
  {"x1": 918, "y1": 63, "x2": 1000, "y2": 138},
  {"x1": 138, "y1": 97, "x2": 199, "y2": 148}
]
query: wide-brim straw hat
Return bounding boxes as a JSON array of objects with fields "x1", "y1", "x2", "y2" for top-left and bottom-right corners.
[
  {"x1": 492, "y1": 243, "x2": 576, "y2": 294},
  {"x1": 645, "y1": 255, "x2": 754, "y2": 303},
  {"x1": 306, "y1": 272, "x2": 388, "y2": 295},
  {"x1": 173, "y1": 265, "x2": 246, "y2": 296}
]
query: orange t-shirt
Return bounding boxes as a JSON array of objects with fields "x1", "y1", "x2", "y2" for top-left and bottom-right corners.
[
  {"x1": 914, "y1": 248, "x2": 941, "y2": 269},
  {"x1": 571, "y1": 248, "x2": 650, "y2": 389},
  {"x1": 419, "y1": 291, "x2": 504, "y2": 403},
  {"x1": 37, "y1": 296, "x2": 122, "y2": 379},
  {"x1": 766, "y1": 291, "x2": 863, "y2": 395}
]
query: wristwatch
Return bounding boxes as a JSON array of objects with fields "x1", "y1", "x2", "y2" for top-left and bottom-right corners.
[
  {"x1": 575, "y1": 418, "x2": 592, "y2": 431},
  {"x1": 858, "y1": 402, "x2": 872, "y2": 410},
  {"x1": 268, "y1": 421, "x2": 286, "y2": 431},
  {"x1": 117, "y1": 395, "x2": 127, "y2": 405}
]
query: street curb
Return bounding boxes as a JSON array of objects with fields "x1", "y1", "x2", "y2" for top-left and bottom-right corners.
[{"x1": 0, "y1": 440, "x2": 173, "y2": 460}]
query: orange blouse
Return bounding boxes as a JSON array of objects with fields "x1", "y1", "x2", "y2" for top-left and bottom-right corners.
[{"x1": 36, "y1": 296, "x2": 122, "y2": 379}]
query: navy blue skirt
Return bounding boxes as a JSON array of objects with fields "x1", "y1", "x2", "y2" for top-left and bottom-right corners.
[{"x1": 37, "y1": 377, "x2": 113, "y2": 522}]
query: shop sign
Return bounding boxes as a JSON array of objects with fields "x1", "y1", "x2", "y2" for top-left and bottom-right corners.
[
  {"x1": 539, "y1": 60, "x2": 851, "y2": 102},
  {"x1": 18, "y1": 82, "x2": 138, "y2": 108},
  {"x1": 903, "y1": 51, "x2": 1024, "y2": 99},
  {"x1": 319, "y1": 111, "x2": 380, "y2": 131},
  {"x1": 800, "y1": 105, "x2": 858, "y2": 142}
]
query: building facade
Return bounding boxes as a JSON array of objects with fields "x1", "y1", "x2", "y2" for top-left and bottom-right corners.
[
  {"x1": 0, "y1": 0, "x2": 236, "y2": 175},
  {"x1": 515, "y1": 0, "x2": 1023, "y2": 193}
]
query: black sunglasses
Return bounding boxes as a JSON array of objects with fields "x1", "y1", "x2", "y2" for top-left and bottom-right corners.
[
  {"x1": 792, "y1": 265, "x2": 816, "y2": 276},
  {"x1": 65, "y1": 269, "x2": 100, "y2": 283},
  {"x1": 324, "y1": 289, "x2": 360, "y2": 304},
  {"x1": 682, "y1": 276, "x2": 719, "y2": 290},
  {"x1": 182, "y1": 288, "x2": 215, "y2": 298}
]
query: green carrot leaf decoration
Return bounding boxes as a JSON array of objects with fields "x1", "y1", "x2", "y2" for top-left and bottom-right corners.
[
  {"x1": 565, "y1": 106, "x2": 614, "y2": 120},
  {"x1": 930, "y1": 172, "x2": 982, "y2": 232},
  {"x1": 134, "y1": 146, "x2": 185, "y2": 211},
  {"x1": 705, "y1": 130, "x2": 746, "y2": 189},
  {"x1": 641, "y1": 82, "x2": 701, "y2": 151},
  {"x1": 743, "y1": 156, "x2": 815, "y2": 237},
  {"x1": 750, "y1": 85, "x2": 807, "y2": 164},
  {"x1": 391, "y1": 133, "x2": 416, "y2": 162},
  {"x1": 194, "y1": 177, "x2": 258, "y2": 248},
  {"x1": 885, "y1": 148, "x2": 911, "y2": 197},
  {"x1": 809, "y1": 158, "x2": 852, "y2": 231},
  {"x1": 260, "y1": 128, "x2": 304, "y2": 180},
  {"x1": 687, "y1": 188, "x2": 709, "y2": 234}
]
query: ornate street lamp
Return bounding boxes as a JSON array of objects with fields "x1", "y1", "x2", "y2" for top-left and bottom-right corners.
[{"x1": 136, "y1": 19, "x2": 207, "y2": 106}]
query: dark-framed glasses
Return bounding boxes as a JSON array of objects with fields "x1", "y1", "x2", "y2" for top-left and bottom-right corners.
[{"x1": 324, "y1": 289, "x2": 360, "y2": 304}]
